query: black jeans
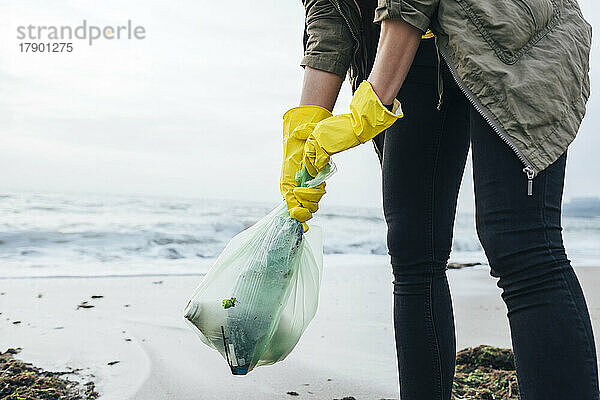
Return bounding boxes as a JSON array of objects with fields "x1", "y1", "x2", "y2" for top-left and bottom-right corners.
[{"x1": 375, "y1": 39, "x2": 599, "y2": 400}]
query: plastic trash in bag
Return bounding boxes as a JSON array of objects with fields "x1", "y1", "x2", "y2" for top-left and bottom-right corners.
[{"x1": 184, "y1": 163, "x2": 335, "y2": 375}]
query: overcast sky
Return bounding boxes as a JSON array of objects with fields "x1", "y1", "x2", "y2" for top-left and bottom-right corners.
[{"x1": 1, "y1": 0, "x2": 599, "y2": 212}]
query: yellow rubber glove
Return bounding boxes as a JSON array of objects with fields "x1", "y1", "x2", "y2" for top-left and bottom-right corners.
[
  {"x1": 281, "y1": 106, "x2": 332, "y2": 231},
  {"x1": 303, "y1": 81, "x2": 402, "y2": 177}
]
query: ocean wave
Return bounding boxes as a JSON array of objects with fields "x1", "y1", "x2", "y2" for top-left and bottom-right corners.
[
  {"x1": 1, "y1": 193, "x2": 599, "y2": 272},
  {"x1": 0, "y1": 218, "x2": 246, "y2": 262}
]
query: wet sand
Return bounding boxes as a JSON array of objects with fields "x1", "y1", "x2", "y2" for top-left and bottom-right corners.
[{"x1": 1, "y1": 255, "x2": 599, "y2": 399}]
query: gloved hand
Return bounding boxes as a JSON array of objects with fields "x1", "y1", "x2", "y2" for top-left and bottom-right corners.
[
  {"x1": 303, "y1": 80, "x2": 402, "y2": 177},
  {"x1": 280, "y1": 105, "x2": 332, "y2": 231}
]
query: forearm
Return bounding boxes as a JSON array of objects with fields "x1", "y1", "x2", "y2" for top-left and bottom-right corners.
[
  {"x1": 367, "y1": 19, "x2": 422, "y2": 105},
  {"x1": 299, "y1": 19, "x2": 421, "y2": 110},
  {"x1": 299, "y1": 66, "x2": 344, "y2": 111}
]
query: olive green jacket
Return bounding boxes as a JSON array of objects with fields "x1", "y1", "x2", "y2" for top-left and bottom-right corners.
[{"x1": 300, "y1": 0, "x2": 592, "y2": 175}]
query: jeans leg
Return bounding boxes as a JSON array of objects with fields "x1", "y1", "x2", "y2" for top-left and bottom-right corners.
[
  {"x1": 471, "y1": 108, "x2": 599, "y2": 400},
  {"x1": 382, "y1": 40, "x2": 470, "y2": 400}
]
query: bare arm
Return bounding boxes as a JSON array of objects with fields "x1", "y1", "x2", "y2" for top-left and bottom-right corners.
[
  {"x1": 299, "y1": 19, "x2": 421, "y2": 111},
  {"x1": 299, "y1": 66, "x2": 344, "y2": 111},
  {"x1": 368, "y1": 19, "x2": 422, "y2": 105}
]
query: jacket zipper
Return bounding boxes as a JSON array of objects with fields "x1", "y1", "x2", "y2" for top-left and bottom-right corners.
[
  {"x1": 348, "y1": 0, "x2": 361, "y2": 18},
  {"x1": 331, "y1": 0, "x2": 366, "y2": 76},
  {"x1": 333, "y1": 2, "x2": 536, "y2": 195},
  {"x1": 434, "y1": 37, "x2": 537, "y2": 196},
  {"x1": 435, "y1": 37, "x2": 444, "y2": 111}
]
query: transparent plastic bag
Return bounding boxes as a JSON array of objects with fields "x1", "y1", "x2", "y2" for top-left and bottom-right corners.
[{"x1": 184, "y1": 163, "x2": 335, "y2": 375}]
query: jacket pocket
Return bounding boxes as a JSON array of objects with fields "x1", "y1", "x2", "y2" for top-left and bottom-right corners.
[{"x1": 456, "y1": 0, "x2": 559, "y2": 64}]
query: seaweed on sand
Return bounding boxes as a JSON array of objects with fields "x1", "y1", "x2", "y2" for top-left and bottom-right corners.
[
  {"x1": 453, "y1": 345, "x2": 519, "y2": 399},
  {"x1": 0, "y1": 348, "x2": 98, "y2": 400}
]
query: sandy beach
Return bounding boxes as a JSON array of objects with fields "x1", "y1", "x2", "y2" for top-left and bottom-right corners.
[{"x1": 1, "y1": 254, "x2": 599, "y2": 399}]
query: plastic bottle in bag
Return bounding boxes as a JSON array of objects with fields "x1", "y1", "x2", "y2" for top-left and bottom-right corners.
[{"x1": 184, "y1": 164, "x2": 334, "y2": 375}]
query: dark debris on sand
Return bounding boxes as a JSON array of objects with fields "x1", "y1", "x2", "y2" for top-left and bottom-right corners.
[
  {"x1": 453, "y1": 345, "x2": 519, "y2": 399},
  {"x1": 76, "y1": 301, "x2": 95, "y2": 310},
  {"x1": 0, "y1": 348, "x2": 98, "y2": 400}
]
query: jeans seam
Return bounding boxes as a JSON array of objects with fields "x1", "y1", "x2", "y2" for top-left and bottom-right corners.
[
  {"x1": 541, "y1": 166, "x2": 598, "y2": 390},
  {"x1": 540, "y1": 165, "x2": 559, "y2": 270},
  {"x1": 424, "y1": 278, "x2": 443, "y2": 399},
  {"x1": 558, "y1": 268, "x2": 599, "y2": 380},
  {"x1": 426, "y1": 102, "x2": 448, "y2": 400}
]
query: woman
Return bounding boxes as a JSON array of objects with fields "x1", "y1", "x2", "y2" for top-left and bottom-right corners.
[{"x1": 280, "y1": 0, "x2": 598, "y2": 399}]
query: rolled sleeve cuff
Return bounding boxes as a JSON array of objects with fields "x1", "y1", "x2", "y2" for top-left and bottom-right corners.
[
  {"x1": 374, "y1": 2, "x2": 431, "y2": 33},
  {"x1": 300, "y1": 54, "x2": 349, "y2": 79}
]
